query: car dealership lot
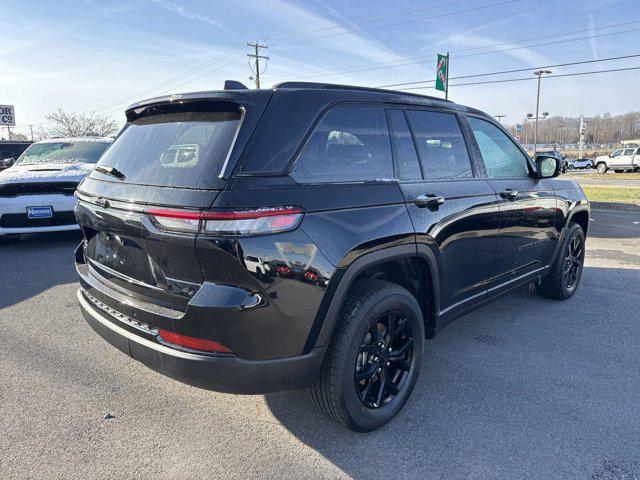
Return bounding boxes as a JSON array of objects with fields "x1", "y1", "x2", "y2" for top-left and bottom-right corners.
[{"x1": 1, "y1": 209, "x2": 639, "y2": 479}]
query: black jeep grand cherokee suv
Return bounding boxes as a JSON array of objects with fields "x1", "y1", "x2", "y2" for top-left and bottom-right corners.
[{"x1": 75, "y1": 82, "x2": 589, "y2": 431}]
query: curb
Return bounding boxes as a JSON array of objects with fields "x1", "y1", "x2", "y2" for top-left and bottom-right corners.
[{"x1": 590, "y1": 201, "x2": 640, "y2": 212}]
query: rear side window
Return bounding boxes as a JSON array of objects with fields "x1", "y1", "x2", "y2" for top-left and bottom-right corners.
[
  {"x1": 388, "y1": 109, "x2": 422, "y2": 181},
  {"x1": 96, "y1": 106, "x2": 241, "y2": 189},
  {"x1": 468, "y1": 116, "x2": 529, "y2": 178},
  {"x1": 291, "y1": 105, "x2": 393, "y2": 183},
  {"x1": 405, "y1": 110, "x2": 472, "y2": 180}
]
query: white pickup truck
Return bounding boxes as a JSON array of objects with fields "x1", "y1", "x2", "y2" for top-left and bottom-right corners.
[{"x1": 594, "y1": 147, "x2": 640, "y2": 173}]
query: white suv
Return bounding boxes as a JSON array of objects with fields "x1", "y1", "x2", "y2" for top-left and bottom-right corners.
[
  {"x1": 594, "y1": 147, "x2": 640, "y2": 173},
  {"x1": 0, "y1": 137, "x2": 112, "y2": 243}
]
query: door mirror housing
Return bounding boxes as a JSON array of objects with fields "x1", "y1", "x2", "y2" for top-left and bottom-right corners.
[
  {"x1": 1, "y1": 158, "x2": 15, "y2": 168},
  {"x1": 535, "y1": 155, "x2": 560, "y2": 178}
]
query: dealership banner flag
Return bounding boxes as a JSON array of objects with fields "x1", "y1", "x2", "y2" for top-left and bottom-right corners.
[{"x1": 435, "y1": 54, "x2": 448, "y2": 92}]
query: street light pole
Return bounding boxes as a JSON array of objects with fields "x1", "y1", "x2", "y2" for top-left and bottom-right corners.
[{"x1": 532, "y1": 70, "x2": 551, "y2": 159}]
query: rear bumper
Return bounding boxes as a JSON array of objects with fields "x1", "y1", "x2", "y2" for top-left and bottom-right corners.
[{"x1": 78, "y1": 289, "x2": 326, "y2": 394}]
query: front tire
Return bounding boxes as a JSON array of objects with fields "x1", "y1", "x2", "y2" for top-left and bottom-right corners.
[
  {"x1": 539, "y1": 222, "x2": 585, "y2": 300},
  {"x1": 311, "y1": 280, "x2": 424, "y2": 432},
  {"x1": 596, "y1": 163, "x2": 607, "y2": 174}
]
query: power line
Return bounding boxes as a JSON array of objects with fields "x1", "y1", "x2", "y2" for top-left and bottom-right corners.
[
  {"x1": 440, "y1": 19, "x2": 640, "y2": 55},
  {"x1": 377, "y1": 52, "x2": 640, "y2": 88},
  {"x1": 396, "y1": 65, "x2": 640, "y2": 90},
  {"x1": 84, "y1": 0, "x2": 523, "y2": 115},
  {"x1": 265, "y1": 21, "x2": 640, "y2": 83},
  {"x1": 455, "y1": 26, "x2": 640, "y2": 59},
  {"x1": 281, "y1": 0, "x2": 522, "y2": 42},
  {"x1": 267, "y1": 0, "x2": 478, "y2": 40},
  {"x1": 92, "y1": 47, "x2": 244, "y2": 114},
  {"x1": 98, "y1": 54, "x2": 245, "y2": 116}
]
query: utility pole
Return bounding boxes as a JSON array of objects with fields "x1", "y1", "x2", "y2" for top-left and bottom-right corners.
[
  {"x1": 532, "y1": 69, "x2": 551, "y2": 159},
  {"x1": 29, "y1": 124, "x2": 34, "y2": 141},
  {"x1": 494, "y1": 114, "x2": 507, "y2": 124},
  {"x1": 247, "y1": 41, "x2": 269, "y2": 89}
]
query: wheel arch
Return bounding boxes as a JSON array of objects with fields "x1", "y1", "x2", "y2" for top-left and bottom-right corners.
[
  {"x1": 569, "y1": 208, "x2": 590, "y2": 236},
  {"x1": 304, "y1": 244, "x2": 440, "y2": 354}
]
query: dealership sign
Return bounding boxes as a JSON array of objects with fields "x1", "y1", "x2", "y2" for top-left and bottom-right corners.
[{"x1": 0, "y1": 105, "x2": 15, "y2": 126}]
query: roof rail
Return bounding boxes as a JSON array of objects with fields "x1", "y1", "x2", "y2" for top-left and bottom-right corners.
[{"x1": 273, "y1": 81, "x2": 451, "y2": 102}]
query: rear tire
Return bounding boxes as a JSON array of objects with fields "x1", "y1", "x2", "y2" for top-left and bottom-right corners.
[
  {"x1": 311, "y1": 279, "x2": 424, "y2": 432},
  {"x1": 0, "y1": 235, "x2": 20, "y2": 245},
  {"x1": 596, "y1": 163, "x2": 607, "y2": 174},
  {"x1": 539, "y1": 222, "x2": 585, "y2": 300}
]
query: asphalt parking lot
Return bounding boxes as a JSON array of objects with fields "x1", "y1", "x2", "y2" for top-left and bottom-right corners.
[{"x1": 1, "y1": 209, "x2": 639, "y2": 480}]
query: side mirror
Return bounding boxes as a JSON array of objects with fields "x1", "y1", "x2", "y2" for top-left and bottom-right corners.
[
  {"x1": 1, "y1": 158, "x2": 15, "y2": 168},
  {"x1": 535, "y1": 155, "x2": 560, "y2": 178}
]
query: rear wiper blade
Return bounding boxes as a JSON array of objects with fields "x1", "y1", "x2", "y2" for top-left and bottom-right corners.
[{"x1": 94, "y1": 165, "x2": 125, "y2": 180}]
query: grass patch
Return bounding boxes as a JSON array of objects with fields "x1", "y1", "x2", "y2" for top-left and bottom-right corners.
[
  {"x1": 582, "y1": 186, "x2": 640, "y2": 205},
  {"x1": 565, "y1": 172, "x2": 640, "y2": 180}
]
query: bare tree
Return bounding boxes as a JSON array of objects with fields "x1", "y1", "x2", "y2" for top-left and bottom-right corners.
[
  {"x1": 42, "y1": 108, "x2": 119, "y2": 138},
  {"x1": 507, "y1": 111, "x2": 640, "y2": 146}
]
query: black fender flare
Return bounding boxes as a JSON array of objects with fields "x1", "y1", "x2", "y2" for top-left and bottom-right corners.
[
  {"x1": 303, "y1": 244, "x2": 440, "y2": 353},
  {"x1": 549, "y1": 202, "x2": 590, "y2": 264}
]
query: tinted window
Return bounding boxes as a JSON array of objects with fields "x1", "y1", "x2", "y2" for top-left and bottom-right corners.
[
  {"x1": 0, "y1": 143, "x2": 30, "y2": 160},
  {"x1": 17, "y1": 141, "x2": 110, "y2": 165},
  {"x1": 291, "y1": 105, "x2": 393, "y2": 183},
  {"x1": 388, "y1": 109, "x2": 421, "y2": 180},
  {"x1": 623, "y1": 148, "x2": 635, "y2": 156},
  {"x1": 96, "y1": 109, "x2": 241, "y2": 189},
  {"x1": 611, "y1": 150, "x2": 622, "y2": 157},
  {"x1": 405, "y1": 110, "x2": 472, "y2": 180},
  {"x1": 468, "y1": 117, "x2": 529, "y2": 178}
]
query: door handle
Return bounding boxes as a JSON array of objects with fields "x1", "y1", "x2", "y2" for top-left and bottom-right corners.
[
  {"x1": 499, "y1": 188, "x2": 519, "y2": 200},
  {"x1": 415, "y1": 194, "x2": 445, "y2": 208}
]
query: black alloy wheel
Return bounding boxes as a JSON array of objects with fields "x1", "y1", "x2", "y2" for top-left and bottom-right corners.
[
  {"x1": 355, "y1": 311, "x2": 414, "y2": 409},
  {"x1": 310, "y1": 279, "x2": 424, "y2": 431},
  {"x1": 563, "y1": 235, "x2": 583, "y2": 289},
  {"x1": 539, "y1": 222, "x2": 585, "y2": 300}
]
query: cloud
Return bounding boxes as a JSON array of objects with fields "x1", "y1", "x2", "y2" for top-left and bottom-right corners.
[
  {"x1": 149, "y1": 0, "x2": 225, "y2": 30},
  {"x1": 587, "y1": 13, "x2": 599, "y2": 60}
]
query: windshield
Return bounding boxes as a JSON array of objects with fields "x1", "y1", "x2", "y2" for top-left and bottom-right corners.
[
  {"x1": 95, "y1": 108, "x2": 241, "y2": 189},
  {"x1": 17, "y1": 141, "x2": 110, "y2": 165}
]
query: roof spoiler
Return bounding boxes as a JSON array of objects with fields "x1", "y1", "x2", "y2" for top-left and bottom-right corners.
[{"x1": 224, "y1": 80, "x2": 248, "y2": 90}]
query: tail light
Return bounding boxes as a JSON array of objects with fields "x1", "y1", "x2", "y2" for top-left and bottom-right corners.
[
  {"x1": 158, "y1": 329, "x2": 232, "y2": 354},
  {"x1": 145, "y1": 206, "x2": 304, "y2": 236}
]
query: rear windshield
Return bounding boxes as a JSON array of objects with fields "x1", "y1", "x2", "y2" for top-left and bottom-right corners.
[
  {"x1": 95, "y1": 106, "x2": 241, "y2": 189},
  {"x1": 17, "y1": 141, "x2": 110, "y2": 165}
]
